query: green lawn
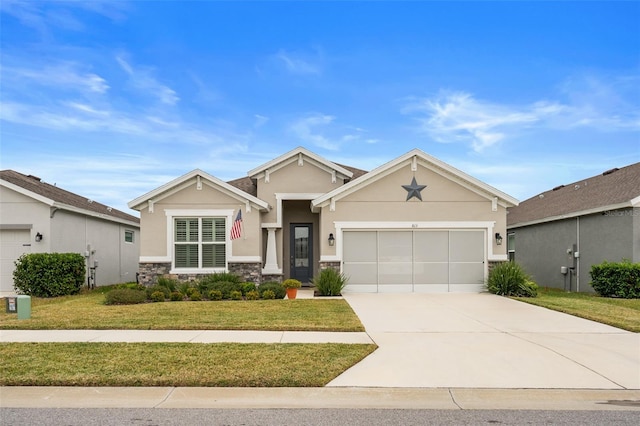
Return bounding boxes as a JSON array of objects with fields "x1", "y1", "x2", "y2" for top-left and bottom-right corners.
[
  {"x1": 0, "y1": 288, "x2": 364, "y2": 331},
  {"x1": 0, "y1": 342, "x2": 376, "y2": 387},
  {"x1": 513, "y1": 287, "x2": 640, "y2": 332}
]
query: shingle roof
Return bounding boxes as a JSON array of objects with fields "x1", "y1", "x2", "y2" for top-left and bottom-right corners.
[
  {"x1": 507, "y1": 162, "x2": 640, "y2": 227},
  {"x1": 1, "y1": 170, "x2": 139, "y2": 224}
]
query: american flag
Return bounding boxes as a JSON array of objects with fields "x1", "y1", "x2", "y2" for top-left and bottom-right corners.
[{"x1": 230, "y1": 209, "x2": 242, "y2": 240}]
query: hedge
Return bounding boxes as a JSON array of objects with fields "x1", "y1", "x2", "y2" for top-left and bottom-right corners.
[
  {"x1": 590, "y1": 260, "x2": 640, "y2": 299},
  {"x1": 13, "y1": 253, "x2": 86, "y2": 297}
]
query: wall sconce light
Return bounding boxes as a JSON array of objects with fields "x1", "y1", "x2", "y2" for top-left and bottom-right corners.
[
  {"x1": 328, "y1": 233, "x2": 335, "y2": 246},
  {"x1": 495, "y1": 232, "x2": 503, "y2": 246},
  {"x1": 35, "y1": 232, "x2": 43, "y2": 242}
]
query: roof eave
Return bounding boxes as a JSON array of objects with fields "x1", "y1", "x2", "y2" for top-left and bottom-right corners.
[
  {"x1": 247, "y1": 146, "x2": 353, "y2": 179},
  {"x1": 507, "y1": 200, "x2": 635, "y2": 229}
]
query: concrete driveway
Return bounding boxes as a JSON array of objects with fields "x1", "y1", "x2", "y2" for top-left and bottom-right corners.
[{"x1": 327, "y1": 293, "x2": 640, "y2": 389}]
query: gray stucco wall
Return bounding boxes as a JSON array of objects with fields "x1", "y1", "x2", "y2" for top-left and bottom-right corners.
[{"x1": 508, "y1": 208, "x2": 636, "y2": 292}]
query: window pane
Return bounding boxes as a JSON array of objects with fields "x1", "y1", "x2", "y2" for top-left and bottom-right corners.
[
  {"x1": 175, "y1": 244, "x2": 198, "y2": 268},
  {"x1": 203, "y1": 244, "x2": 226, "y2": 268},
  {"x1": 202, "y1": 218, "x2": 214, "y2": 242},
  {"x1": 507, "y1": 233, "x2": 515, "y2": 252},
  {"x1": 188, "y1": 219, "x2": 198, "y2": 242},
  {"x1": 175, "y1": 219, "x2": 187, "y2": 242},
  {"x1": 124, "y1": 230, "x2": 134, "y2": 243},
  {"x1": 214, "y1": 218, "x2": 226, "y2": 242},
  {"x1": 175, "y1": 218, "x2": 198, "y2": 242}
]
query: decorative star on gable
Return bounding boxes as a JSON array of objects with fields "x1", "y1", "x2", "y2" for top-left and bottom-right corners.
[{"x1": 402, "y1": 177, "x2": 427, "y2": 201}]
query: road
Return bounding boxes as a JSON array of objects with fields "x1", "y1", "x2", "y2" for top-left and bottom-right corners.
[{"x1": 2, "y1": 408, "x2": 639, "y2": 425}]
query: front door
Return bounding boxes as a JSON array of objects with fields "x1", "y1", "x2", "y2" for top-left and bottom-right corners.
[{"x1": 290, "y1": 224, "x2": 313, "y2": 283}]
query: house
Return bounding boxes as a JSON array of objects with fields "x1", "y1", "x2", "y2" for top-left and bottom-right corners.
[
  {"x1": 128, "y1": 147, "x2": 518, "y2": 293},
  {"x1": 0, "y1": 170, "x2": 140, "y2": 293},
  {"x1": 507, "y1": 162, "x2": 640, "y2": 292}
]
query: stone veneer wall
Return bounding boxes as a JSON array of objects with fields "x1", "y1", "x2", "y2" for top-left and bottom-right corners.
[
  {"x1": 139, "y1": 262, "x2": 265, "y2": 286},
  {"x1": 261, "y1": 274, "x2": 283, "y2": 284},
  {"x1": 488, "y1": 260, "x2": 506, "y2": 275}
]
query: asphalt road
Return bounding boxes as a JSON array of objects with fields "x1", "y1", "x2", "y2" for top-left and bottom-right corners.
[{"x1": 1, "y1": 408, "x2": 639, "y2": 425}]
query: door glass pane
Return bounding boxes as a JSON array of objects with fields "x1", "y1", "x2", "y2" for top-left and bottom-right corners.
[{"x1": 294, "y1": 227, "x2": 309, "y2": 267}]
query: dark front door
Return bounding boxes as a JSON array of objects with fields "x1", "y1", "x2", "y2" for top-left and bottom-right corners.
[{"x1": 290, "y1": 223, "x2": 313, "y2": 283}]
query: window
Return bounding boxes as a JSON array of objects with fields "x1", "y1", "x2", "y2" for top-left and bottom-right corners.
[
  {"x1": 174, "y1": 217, "x2": 226, "y2": 269},
  {"x1": 507, "y1": 232, "x2": 515, "y2": 261},
  {"x1": 124, "y1": 230, "x2": 134, "y2": 243}
]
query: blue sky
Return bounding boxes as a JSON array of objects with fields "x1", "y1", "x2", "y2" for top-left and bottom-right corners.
[{"x1": 1, "y1": 1, "x2": 639, "y2": 214}]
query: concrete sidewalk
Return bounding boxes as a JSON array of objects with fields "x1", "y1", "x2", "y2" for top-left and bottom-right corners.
[{"x1": 1, "y1": 386, "x2": 639, "y2": 410}]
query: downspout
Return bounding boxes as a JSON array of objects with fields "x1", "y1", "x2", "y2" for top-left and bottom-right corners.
[{"x1": 576, "y1": 217, "x2": 580, "y2": 292}]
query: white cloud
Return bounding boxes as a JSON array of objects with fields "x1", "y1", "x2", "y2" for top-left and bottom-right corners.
[
  {"x1": 254, "y1": 114, "x2": 269, "y2": 128},
  {"x1": 116, "y1": 55, "x2": 179, "y2": 106},
  {"x1": 274, "y1": 49, "x2": 322, "y2": 75},
  {"x1": 405, "y1": 74, "x2": 640, "y2": 152},
  {"x1": 289, "y1": 114, "x2": 338, "y2": 150},
  {"x1": 2, "y1": 63, "x2": 109, "y2": 94}
]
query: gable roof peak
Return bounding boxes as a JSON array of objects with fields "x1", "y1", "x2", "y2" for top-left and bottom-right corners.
[{"x1": 247, "y1": 146, "x2": 353, "y2": 179}]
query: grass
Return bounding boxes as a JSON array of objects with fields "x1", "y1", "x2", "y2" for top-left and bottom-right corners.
[
  {"x1": 514, "y1": 287, "x2": 640, "y2": 332},
  {"x1": 0, "y1": 288, "x2": 364, "y2": 331},
  {"x1": 0, "y1": 342, "x2": 377, "y2": 387}
]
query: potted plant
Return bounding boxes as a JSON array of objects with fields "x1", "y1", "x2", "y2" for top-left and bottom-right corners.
[{"x1": 282, "y1": 279, "x2": 302, "y2": 299}]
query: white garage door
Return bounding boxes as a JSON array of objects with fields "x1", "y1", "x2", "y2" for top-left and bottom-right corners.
[
  {"x1": 0, "y1": 229, "x2": 32, "y2": 293},
  {"x1": 343, "y1": 230, "x2": 485, "y2": 293}
]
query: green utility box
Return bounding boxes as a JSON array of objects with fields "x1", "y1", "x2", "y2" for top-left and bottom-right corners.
[
  {"x1": 17, "y1": 295, "x2": 31, "y2": 319},
  {"x1": 5, "y1": 295, "x2": 31, "y2": 319}
]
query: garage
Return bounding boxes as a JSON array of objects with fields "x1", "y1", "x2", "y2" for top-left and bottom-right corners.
[
  {"x1": 0, "y1": 229, "x2": 31, "y2": 293},
  {"x1": 343, "y1": 229, "x2": 486, "y2": 293}
]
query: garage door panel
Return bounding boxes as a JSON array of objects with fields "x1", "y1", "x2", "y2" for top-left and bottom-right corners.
[
  {"x1": 343, "y1": 231, "x2": 376, "y2": 262},
  {"x1": 378, "y1": 284, "x2": 413, "y2": 293},
  {"x1": 414, "y1": 231, "x2": 448, "y2": 262},
  {"x1": 450, "y1": 230, "x2": 484, "y2": 262},
  {"x1": 450, "y1": 263, "x2": 485, "y2": 285},
  {"x1": 413, "y1": 262, "x2": 448, "y2": 285},
  {"x1": 343, "y1": 262, "x2": 377, "y2": 285},
  {"x1": 378, "y1": 262, "x2": 412, "y2": 284},
  {"x1": 378, "y1": 231, "x2": 411, "y2": 262}
]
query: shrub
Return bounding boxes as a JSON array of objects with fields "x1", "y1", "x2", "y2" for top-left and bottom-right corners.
[
  {"x1": 150, "y1": 291, "x2": 166, "y2": 302},
  {"x1": 208, "y1": 289, "x2": 223, "y2": 301},
  {"x1": 230, "y1": 290, "x2": 243, "y2": 300},
  {"x1": 189, "y1": 290, "x2": 202, "y2": 301},
  {"x1": 157, "y1": 276, "x2": 178, "y2": 292},
  {"x1": 146, "y1": 285, "x2": 170, "y2": 300},
  {"x1": 258, "y1": 281, "x2": 285, "y2": 299},
  {"x1": 169, "y1": 291, "x2": 184, "y2": 301},
  {"x1": 241, "y1": 282, "x2": 257, "y2": 295},
  {"x1": 261, "y1": 289, "x2": 275, "y2": 300},
  {"x1": 104, "y1": 288, "x2": 147, "y2": 305},
  {"x1": 198, "y1": 272, "x2": 241, "y2": 292},
  {"x1": 116, "y1": 282, "x2": 145, "y2": 291},
  {"x1": 178, "y1": 282, "x2": 193, "y2": 297},
  {"x1": 486, "y1": 262, "x2": 536, "y2": 297},
  {"x1": 198, "y1": 276, "x2": 243, "y2": 299},
  {"x1": 282, "y1": 278, "x2": 302, "y2": 289},
  {"x1": 245, "y1": 290, "x2": 259, "y2": 300},
  {"x1": 13, "y1": 252, "x2": 85, "y2": 297},
  {"x1": 590, "y1": 260, "x2": 640, "y2": 298},
  {"x1": 312, "y1": 268, "x2": 348, "y2": 296}
]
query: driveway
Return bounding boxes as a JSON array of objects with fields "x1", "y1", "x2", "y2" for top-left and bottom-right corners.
[{"x1": 327, "y1": 293, "x2": 640, "y2": 389}]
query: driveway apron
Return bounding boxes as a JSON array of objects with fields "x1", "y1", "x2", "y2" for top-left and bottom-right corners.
[{"x1": 328, "y1": 293, "x2": 640, "y2": 389}]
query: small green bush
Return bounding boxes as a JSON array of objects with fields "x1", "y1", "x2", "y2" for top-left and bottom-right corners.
[
  {"x1": 146, "y1": 285, "x2": 170, "y2": 300},
  {"x1": 150, "y1": 291, "x2": 166, "y2": 302},
  {"x1": 208, "y1": 289, "x2": 223, "y2": 301},
  {"x1": 282, "y1": 278, "x2": 302, "y2": 289},
  {"x1": 261, "y1": 289, "x2": 275, "y2": 300},
  {"x1": 312, "y1": 268, "x2": 348, "y2": 296},
  {"x1": 169, "y1": 291, "x2": 184, "y2": 301},
  {"x1": 104, "y1": 288, "x2": 147, "y2": 305},
  {"x1": 230, "y1": 290, "x2": 243, "y2": 300},
  {"x1": 178, "y1": 282, "x2": 193, "y2": 297},
  {"x1": 13, "y1": 252, "x2": 86, "y2": 297},
  {"x1": 590, "y1": 260, "x2": 640, "y2": 298},
  {"x1": 241, "y1": 282, "x2": 257, "y2": 295},
  {"x1": 258, "y1": 281, "x2": 286, "y2": 299},
  {"x1": 157, "y1": 276, "x2": 178, "y2": 292},
  {"x1": 189, "y1": 290, "x2": 202, "y2": 301},
  {"x1": 245, "y1": 290, "x2": 259, "y2": 300},
  {"x1": 115, "y1": 282, "x2": 145, "y2": 291},
  {"x1": 486, "y1": 262, "x2": 536, "y2": 297},
  {"x1": 198, "y1": 279, "x2": 243, "y2": 299},
  {"x1": 198, "y1": 272, "x2": 241, "y2": 292}
]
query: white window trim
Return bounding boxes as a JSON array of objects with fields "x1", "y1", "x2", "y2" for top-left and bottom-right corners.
[{"x1": 165, "y1": 209, "x2": 234, "y2": 274}]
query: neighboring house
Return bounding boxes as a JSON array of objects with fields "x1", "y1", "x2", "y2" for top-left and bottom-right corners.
[
  {"x1": 507, "y1": 162, "x2": 640, "y2": 292},
  {"x1": 0, "y1": 170, "x2": 141, "y2": 292},
  {"x1": 128, "y1": 147, "x2": 518, "y2": 293}
]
